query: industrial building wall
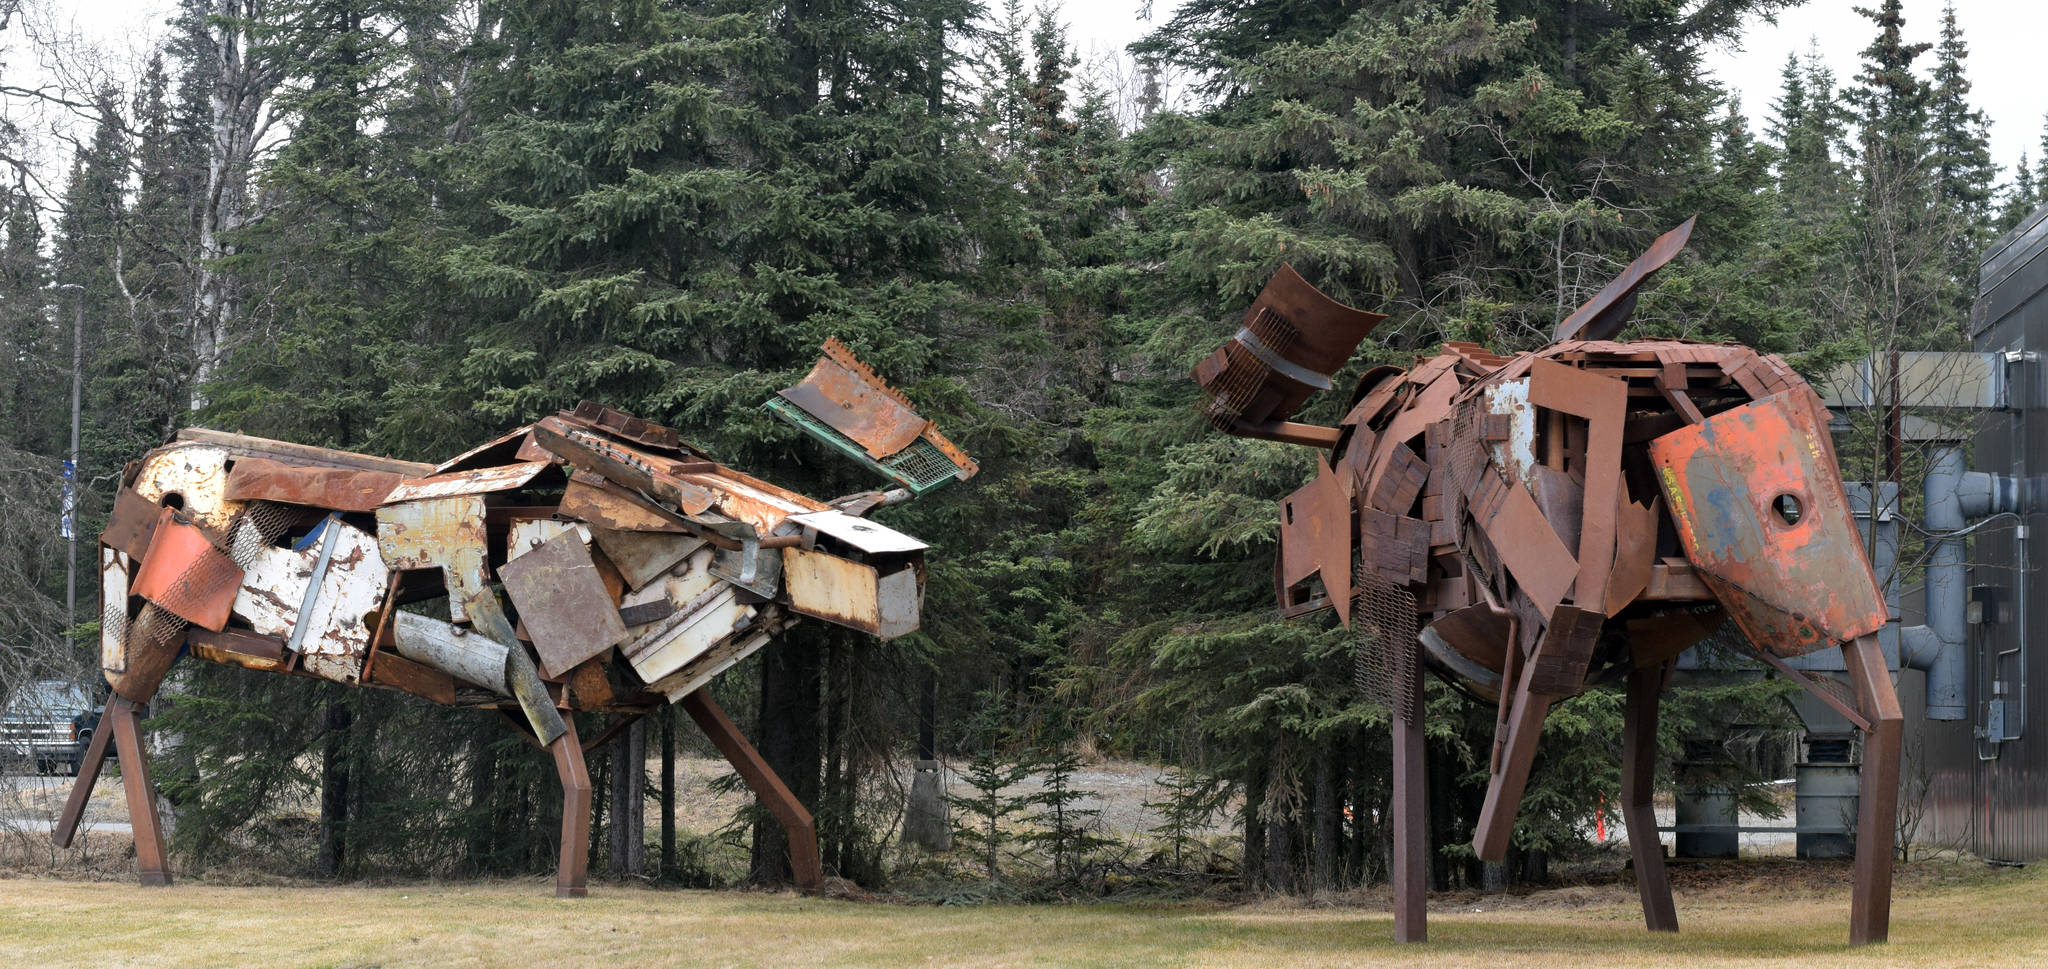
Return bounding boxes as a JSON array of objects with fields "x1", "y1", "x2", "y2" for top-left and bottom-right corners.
[{"x1": 1924, "y1": 204, "x2": 2048, "y2": 861}]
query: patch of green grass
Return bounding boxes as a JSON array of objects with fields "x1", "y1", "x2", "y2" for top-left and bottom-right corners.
[{"x1": 1, "y1": 860, "x2": 2042, "y2": 968}]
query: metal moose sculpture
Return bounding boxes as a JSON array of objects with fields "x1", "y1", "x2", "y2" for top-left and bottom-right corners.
[
  {"x1": 1193, "y1": 219, "x2": 1904, "y2": 946},
  {"x1": 57, "y1": 339, "x2": 975, "y2": 895}
]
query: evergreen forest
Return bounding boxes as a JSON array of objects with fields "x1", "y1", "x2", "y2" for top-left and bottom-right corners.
[{"x1": 0, "y1": 0, "x2": 2024, "y2": 897}]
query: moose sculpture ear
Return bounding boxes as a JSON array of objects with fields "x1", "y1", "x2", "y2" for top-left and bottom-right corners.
[
  {"x1": 766, "y1": 338, "x2": 978, "y2": 496},
  {"x1": 1191, "y1": 264, "x2": 1385, "y2": 448},
  {"x1": 1550, "y1": 216, "x2": 1696, "y2": 344}
]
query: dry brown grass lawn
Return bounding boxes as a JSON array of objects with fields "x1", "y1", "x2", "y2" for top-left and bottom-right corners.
[{"x1": 1, "y1": 859, "x2": 2042, "y2": 969}]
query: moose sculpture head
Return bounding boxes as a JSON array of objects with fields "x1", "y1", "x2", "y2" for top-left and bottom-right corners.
[
  {"x1": 59, "y1": 339, "x2": 975, "y2": 896},
  {"x1": 1192, "y1": 220, "x2": 1905, "y2": 946}
]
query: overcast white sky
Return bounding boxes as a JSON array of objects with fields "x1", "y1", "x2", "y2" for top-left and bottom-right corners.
[{"x1": 12, "y1": 1, "x2": 2048, "y2": 183}]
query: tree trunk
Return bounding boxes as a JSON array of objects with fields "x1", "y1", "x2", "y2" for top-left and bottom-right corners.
[
  {"x1": 1242, "y1": 762, "x2": 1267, "y2": 891},
  {"x1": 465, "y1": 727, "x2": 498, "y2": 872},
  {"x1": 317, "y1": 692, "x2": 351, "y2": 877},
  {"x1": 750, "y1": 635, "x2": 821, "y2": 884},
  {"x1": 1311, "y1": 746, "x2": 1337, "y2": 893},
  {"x1": 608, "y1": 720, "x2": 645, "y2": 876},
  {"x1": 661, "y1": 708, "x2": 675, "y2": 878}
]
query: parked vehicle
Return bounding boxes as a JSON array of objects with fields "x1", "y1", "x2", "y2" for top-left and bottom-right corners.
[{"x1": 1, "y1": 679, "x2": 100, "y2": 776}]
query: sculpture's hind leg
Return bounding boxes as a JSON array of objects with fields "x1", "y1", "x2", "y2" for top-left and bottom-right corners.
[
  {"x1": 681, "y1": 689, "x2": 822, "y2": 892},
  {"x1": 1622, "y1": 661, "x2": 1677, "y2": 932},
  {"x1": 1391, "y1": 640, "x2": 1427, "y2": 943},
  {"x1": 106, "y1": 697, "x2": 171, "y2": 886},
  {"x1": 1843, "y1": 633, "x2": 1902, "y2": 945},
  {"x1": 549, "y1": 716, "x2": 592, "y2": 898}
]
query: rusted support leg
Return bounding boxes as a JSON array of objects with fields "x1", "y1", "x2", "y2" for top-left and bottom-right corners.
[
  {"x1": 108, "y1": 698, "x2": 170, "y2": 886},
  {"x1": 549, "y1": 716, "x2": 592, "y2": 898},
  {"x1": 1843, "y1": 633, "x2": 1902, "y2": 946},
  {"x1": 1473, "y1": 659, "x2": 1553, "y2": 862},
  {"x1": 52, "y1": 699, "x2": 118, "y2": 849},
  {"x1": 1622, "y1": 662, "x2": 1677, "y2": 933},
  {"x1": 680, "y1": 689, "x2": 822, "y2": 893},
  {"x1": 1391, "y1": 646, "x2": 1428, "y2": 944}
]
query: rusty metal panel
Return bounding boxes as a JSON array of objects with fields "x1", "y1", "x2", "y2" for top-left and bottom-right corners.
[
  {"x1": 678, "y1": 467, "x2": 830, "y2": 534},
  {"x1": 499, "y1": 530, "x2": 630, "y2": 679},
  {"x1": 230, "y1": 517, "x2": 390, "y2": 685},
  {"x1": 364, "y1": 649, "x2": 459, "y2": 704},
  {"x1": 590, "y1": 526, "x2": 705, "y2": 590},
  {"x1": 560, "y1": 472, "x2": 688, "y2": 533},
  {"x1": 562, "y1": 400, "x2": 685, "y2": 453},
  {"x1": 782, "y1": 547, "x2": 921, "y2": 639},
  {"x1": 1465, "y1": 467, "x2": 1577, "y2": 618},
  {"x1": 187, "y1": 627, "x2": 290, "y2": 673},
  {"x1": 223, "y1": 457, "x2": 402, "y2": 511},
  {"x1": 786, "y1": 509, "x2": 927, "y2": 554},
  {"x1": 102, "y1": 487, "x2": 162, "y2": 561},
  {"x1": 1650, "y1": 392, "x2": 1887, "y2": 656},
  {"x1": 174, "y1": 427, "x2": 433, "y2": 476},
  {"x1": 132, "y1": 443, "x2": 242, "y2": 533},
  {"x1": 383, "y1": 461, "x2": 551, "y2": 504},
  {"x1": 432, "y1": 424, "x2": 534, "y2": 474},
  {"x1": 1550, "y1": 218, "x2": 1693, "y2": 343},
  {"x1": 1277, "y1": 457, "x2": 1352, "y2": 622},
  {"x1": 131, "y1": 508, "x2": 243, "y2": 631},
  {"x1": 778, "y1": 339, "x2": 931, "y2": 458}
]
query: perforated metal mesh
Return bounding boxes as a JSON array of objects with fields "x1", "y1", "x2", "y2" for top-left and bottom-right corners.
[
  {"x1": 765, "y1": 398, "x2": 968, "y2": 494},
  {"x1": 881, "y1": 436, "x2": 965, "y2": 491},
  {"x1": 1352, "y1": 563, "x2": 1422, "y2": 721}
]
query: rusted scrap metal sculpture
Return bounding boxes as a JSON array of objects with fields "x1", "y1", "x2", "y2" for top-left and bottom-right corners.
[
  {"x1": 57, "y1": 339, "x2": 975, "y2": 895},
  {"x1": 1193, "y1": 219, "x2": 1905, "y2": 946}
]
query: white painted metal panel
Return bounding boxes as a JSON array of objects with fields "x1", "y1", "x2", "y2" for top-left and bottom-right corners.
[
  {"x1": 100, "y1": 548, "x2": 129, "y2": 673},
  {"x1": 232, "y1": 519, "x2": 390, "y2": 685},
  {"x1": 621, "y1": 584, "x2": 754, "y2": 684},
  {"x1": 507, "y1": 519, "x2": 590, "y2": 561},
  {"x1": 788, "y1": 509, "x2": 928, "y2": 554},
  {"x1": 131, "y1": 443, "x2": 242, "y2": 532}
]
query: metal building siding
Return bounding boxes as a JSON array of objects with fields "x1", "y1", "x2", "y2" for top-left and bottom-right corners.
[{"x1": 1935, "y1": 203, "x2": 2048, "y2": 861}]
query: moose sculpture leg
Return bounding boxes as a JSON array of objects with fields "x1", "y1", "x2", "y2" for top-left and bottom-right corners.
[
  {"x1": 105, "y1": 697, "x2": 172, "y2": 886},
  {"x1": 52, "y1": 697, "x2": 119, "y2": 850},
  {"x1": 681, "y1": 689, "x2": 823, "y2": 893},
  {"x1": 549, "y1": 716, "x2": 593, "y2": 898},
  {"x1": 1621, "y1": 661, "x2": 1677, "y2": 932},
  {"x1": 1843, "y1": 633, "x2": 1903, "y2": 945},
  {"x1": 1391, "y1": 642, "x2": 1428, "y2": 943}
]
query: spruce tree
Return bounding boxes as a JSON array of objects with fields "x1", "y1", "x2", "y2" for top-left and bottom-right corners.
[{"x1": 1927, "y1": 4, "x2": 1995, "y2": 297}]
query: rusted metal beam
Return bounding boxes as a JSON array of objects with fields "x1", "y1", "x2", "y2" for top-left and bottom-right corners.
[
  {"x1": 680, "y1": 690, "x2": 821, "y2": 893},
  {"x1": 1844, "y1": 633, "x2": 1902, "y2": 946},
  {"x1": 108, "y1": 697, "x2": 171, "y2": 886},
  {"x1": 52, "y1": 698, "x2": 117, "y2": 849},
  {"x1": 549, "y1": 717, "x2": 593, "y2": 898},
  {"x1": 1623, "y1": 661, "x2": 1677, "y2": 933}
]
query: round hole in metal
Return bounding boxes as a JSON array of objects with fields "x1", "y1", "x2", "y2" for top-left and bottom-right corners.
[{"x1": 1773, "y1": 493, "x2": 1803, "y2": 526}]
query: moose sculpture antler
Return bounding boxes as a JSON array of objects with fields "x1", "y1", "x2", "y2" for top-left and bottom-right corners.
[
  {"x1": 58, "y1": 340, "x2": 975, "y2": 895},
  {"x1": 1193, "y1": 219, "x2": 1904, "y2": 946}
]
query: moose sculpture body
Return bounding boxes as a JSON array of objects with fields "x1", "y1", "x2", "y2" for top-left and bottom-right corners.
[
  {"x1": 1193, "y1": 220, "x2": 1904, "y2": 945},
  {"x1": 57, "y1": 340, "x2": 975, "y2": 895}
]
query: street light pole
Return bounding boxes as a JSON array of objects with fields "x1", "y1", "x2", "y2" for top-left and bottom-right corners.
[{"x1": 55, "y1": 283, "x2": 83, "y2": 634}]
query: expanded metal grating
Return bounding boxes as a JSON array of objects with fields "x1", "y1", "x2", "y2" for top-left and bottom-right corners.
[
  {"x1": 765, "y1": 398, "x2": 968, "y2": 494},
  {"x1": 1353, "y1": 563, "x2": 1422, "y2": 721}
]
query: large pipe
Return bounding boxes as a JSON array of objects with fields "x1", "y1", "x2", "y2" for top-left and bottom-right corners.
[{"x1": 1912, "y1": 445, "x2": 1969, "y2": 720}]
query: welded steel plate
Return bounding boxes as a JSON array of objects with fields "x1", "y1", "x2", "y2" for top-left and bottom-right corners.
[
  {"x1": 499, "y1": 530, "x2": 629, "y2": 679},
  {"x1": 1649, "y1": 391, "x2": 1886, "y2": 657}
]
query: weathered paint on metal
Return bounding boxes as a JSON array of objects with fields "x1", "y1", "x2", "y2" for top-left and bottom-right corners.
[
  {"x1": 230, "y1": 517, "x2": 390, "y2": 684},
  {"x1": 187, "y1": 627, "x2": 290, "y2": 673},
  {"x1": 1650, "y1": 392, "x2": 1887, "y2": 656},
  {"x1": 787, "y1": 509, "x2": 928, "y2": 555},
  {"x1": 383, "y1": 461, "x2": 552, "y2": 504},
  {"x1": 507, "y1": 519, "x2": 591, "y2": 562},
  {"x1": 560, "y1": 472, "x2": 688, "y2": 533},
  {"x1": 392, "y1": 611, "x2": 511, "y2": 693},
  {"x1": 100, "y1": 547, "x2": 129, "y2": 674},
  {"x1": 563, "y1": 400, "x2": 686, "y2": 453},
  {"x1": 131, "y1": 443, "x2": 242, "y2": 533},
  {"x1": 499, "y1": 530, "x2": 629, "y2": 680},
  {"x1": 589, "y1": 526, "x2": 705, "y2": 590},
  {"x1": 375, "y1": 496, "x2": 489, "y2": 621},
  {"x1": 781, "y1": 546, "x2": 921, "y2": 639},
  {"x1": 130, "y1": 507, "x2": 243, "y2": 631},
  {"x1": 621, "y1": 583, "x2": 755, "y2": 684},
  {"x1": 102, "y1": 487, "x2": 163, "y2": 561},
  {"x1": 778, "y1": 344, "x2": 931, "y2": 458},
  {"x1": 223, "y1": 457, "x2": 403, "y2": 511}
]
